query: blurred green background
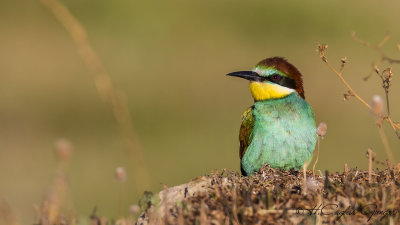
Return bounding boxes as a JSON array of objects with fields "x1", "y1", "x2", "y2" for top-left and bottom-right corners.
[{"x1": 0, "y1": 0, "x2": 399, "y2": 223}]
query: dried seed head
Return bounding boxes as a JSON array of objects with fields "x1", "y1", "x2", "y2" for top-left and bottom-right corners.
[
  {"x1": 366, "y1": 148, "x2": 376, "y2": 158},
  {"x1": 382, "y1": 67, "x2": 393, "y2": 81},
  {"x1": 370, "y1": 95, "x2": 384, "y2": 117},
  {"x1": 129, "y1": 205, "x2": 140, "y2": 215},
  {"x1": 374, "y1": 65, "x2": 380, "y2": 74},
  {"x1": 381, "y1": 68, "x2": 393, "y2": 93},
  {"x1": 340, "y1": 57, "x2": 347, "y2": 72},
  {"x1": 366, "y1": 148, "x2": 376, "y2": 160},
  {"x1": 306, "y1": 177, "x2": 320, "y2": 192},
  {"x1": 343, "y1": 90, "x2": 354, "y2": 101},
  {"x1": 55, "y1": 139, "x2": 72, "y2": 163},
  {"x1": 115, "y1": 167, "x2": 127, "y2": 182},
  {"x1": 316, "y1": 43, "x2": 329, "y2": 62},
  {"x1": 317, "y1": 122, "x2": 327, "y2": 138}
]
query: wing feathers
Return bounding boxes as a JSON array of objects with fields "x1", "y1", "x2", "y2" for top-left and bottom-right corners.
[{"x1": 239, "y1": 106, "x2": 254, "y2": 159}]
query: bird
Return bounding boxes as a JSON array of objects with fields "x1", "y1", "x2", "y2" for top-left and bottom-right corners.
[{"x1": 227, "y1": 57, "x2": 317, "y2": 176}]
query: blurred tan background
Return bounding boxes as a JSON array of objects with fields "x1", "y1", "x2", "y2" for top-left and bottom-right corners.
[{"x1": 0, "y1": 0, "x2": 399, "y2": 223}]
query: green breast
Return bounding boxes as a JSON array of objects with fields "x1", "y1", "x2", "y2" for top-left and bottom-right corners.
[{"x1": 241, "y1": 92, "x2": 317, "y2": 174}]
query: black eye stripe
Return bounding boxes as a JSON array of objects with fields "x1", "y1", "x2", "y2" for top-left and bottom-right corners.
[
  {"x1": 271, "y1": 74, "x2": 281, "y2": 81},
  {"x1": 263, "y1": 74, "x2": 296, "y2": 89}
]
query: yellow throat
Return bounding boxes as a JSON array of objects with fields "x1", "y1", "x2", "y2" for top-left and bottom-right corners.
[{"x1": 249, "y1": 82, "x2": 295, "y2": 101}]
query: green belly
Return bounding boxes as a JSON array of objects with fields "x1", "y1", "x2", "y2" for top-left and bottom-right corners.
[{"x1": 241, "y1": 93, "x2": 317, "y2": 174}]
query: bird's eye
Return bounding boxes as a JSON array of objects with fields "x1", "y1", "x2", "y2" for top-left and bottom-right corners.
[{"x1": 271, "y1": 74, "x2": 281, "y2": 81}]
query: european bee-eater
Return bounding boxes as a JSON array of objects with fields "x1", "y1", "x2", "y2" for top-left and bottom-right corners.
[{"x1": 227, "y1": 57, "x2": 317, "y2": 176}]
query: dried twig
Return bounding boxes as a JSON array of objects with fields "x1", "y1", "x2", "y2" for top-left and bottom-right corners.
[
  {"x1": 317, "y1": 42, "x2": 400, "y2": 145},
  {"x1": 39, "y1": 0, "x2": 150, "y2": 190},
  {"x1": 312, "y1": 138, "x2": 320, "y2": 177},
  {"x1": 302, "y1": 161, "x2": 308, "y2": 195},
  {"x1": 351, "y1": 32, "x2": 400, "y2": 76},
  {"x1": 367, "y1": 148, "x2": 374, "y2": 183},
  {"x1": 352, "y1": 32, "x2": 399, "y2": 120},
  {"x1": 377, "y1": 125, "x2": 395, "y2": 163},
  {"x1": 313, "y1": 122, "x2": 327, "y2": 176},
  {"x1": 200, "y1": 200, "x2": 209, "y2": 225},
  {"x1": 317, "y1": 44, "x2": 371, "y2": 109}
]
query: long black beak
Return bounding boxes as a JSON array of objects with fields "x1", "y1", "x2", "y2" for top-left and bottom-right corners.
[{"x1": 226, "y1": 71, "x2": 263, "y2": 82}]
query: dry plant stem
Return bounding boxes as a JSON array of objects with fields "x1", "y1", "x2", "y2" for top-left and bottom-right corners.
[
  {"x1": 319, "y1": 43, "x2": 400, "y2": 144},
  {"x1": 312, "y1": 137, "x2": 320, "y2": 177},
  {"x1": 322, "y1": 59, "x2": 372, "y2": 110},
  {"x1": 48, "y1": 168, "x2": 74, "y2": 223},
  {"x1": 386, "y1": 117, "x2": 400, "y2": 138},
  {"x1": 162, "y1": 184, "x2": 169, "y2": 225},
  {"x1": 119, "y1": 183, "x2": 124, "y2": 218},
  {"x1": 377, "y1": 126, "x2": 395, "y2": 163},
  {"x1": 40, "y1": 0, "x2": 150, "y2": 190},
  {"x1": 231, "y1": 187, "x2": 240, "y2": 225},
  {"x1": 351, "y1": 33, "x2": 400, "y2": 138},
  {"x1": 177, "y1": 206, "x2": 184, "y2": 225},
  {"x1": 52, "y1": 151, "x2": 76, "y2": 221},
  {"x1": 368, "y1": 149, "x2": 373, "y2": 183},
  {"x1": 316, "y1": 195, "x2": 323, "y2": 225},
  {"x1": 386, "y1": 91, "x2": 390, "y2": 117},
  {"x1": 352, "y1": 32, "x2": 400, "y2": 64},
  {"x1": 390, "y1": 217, "x2": 395, "y2": 225},
  {"x1": 200, "y1": 200, "x2": 209, "y2": 225},
  {"x1": 302, "y1": 161, "x2": 308, "y2": 195}
]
